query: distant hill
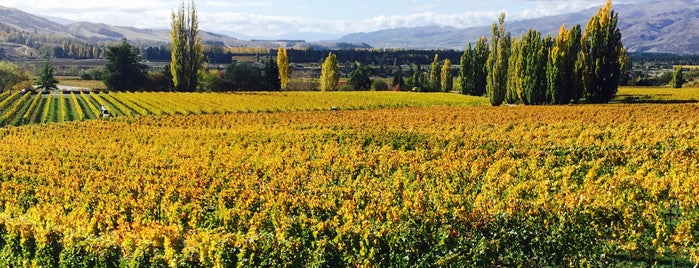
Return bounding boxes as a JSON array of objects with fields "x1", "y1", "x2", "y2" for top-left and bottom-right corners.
[
  {"x1": 0, "y1": 5, "x2": 368, "y2": 60},
  {"x1": 337, "y1": 0, "x2": 699, "y2": 54},
  {"x1": 0, "y1": 6, "x2": 70, "y2": 35}
]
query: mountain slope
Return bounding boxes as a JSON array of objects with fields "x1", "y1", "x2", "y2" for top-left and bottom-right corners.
[
  {"x1": 338, "y1": 0, "x2": 699, "y2": 54},
  {"x1": 0, "y1": 6, "x2": 69, "y2": 35}
]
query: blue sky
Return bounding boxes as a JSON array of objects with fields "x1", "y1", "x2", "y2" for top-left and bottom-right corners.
[{"x1": 0, "y1": 0, "x2": 646, "y2": 40}]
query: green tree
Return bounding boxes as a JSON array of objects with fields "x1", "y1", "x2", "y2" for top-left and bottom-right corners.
[
  {"x1": 441, "y1": 58, "x2": 453, "y2": 92},
  {"x1": 671, "y1": 66, "x2": 685, "y2": 88},
  {"x1": 568, "y1": 25, "x2": 584, "y2": 103},
  {"x1": 579, "y1": 0, "x2": 625, "y2": 103},
  {"x1": 265, "y1": 57, "x2": 281, "y2": 91},
  {"x1": 429, "y1": 54, "x2": 441, "y2": 92},
  {"x1": 521, "y1": 30, "x2": 550, "y2": 105},
  {"x1": 458, "y1": 43, "x2": 475, "y2": 95},
  {"x1": 225, "y1": 63, "x2": 266, "y2": 91},
  {"x1": 35, "y1": 60, "x2": 59, "y2": 92},
  {"x1": 348, "y1": 63, "x2": 372, "y2": 91},
  {"x1": 486, "y1": 13, "x2": 511, "y2": 106},
  {"x1": 171, "y1": 0, "x2": 204, "y2": 92},
  {"x1": 320, "y1": 52, "x2": 339, "y2": 91},
  {"x1": 407, "y1": 64, "x2": 424, "y2": 91},
  {"x1": 161, "y1": 63, "x2": 175, "y2": 91},
  {"x1": 391, "y1": 66, "x2": 404, "y2": 91},
  {"x1": 103, "y1": 39, "x2": 147, "y2": 91},
  {"x1": 277, "y1": 47, "x2": 289, "y2": 90},
  {"x1": 473, "y1": 37, "x2": 490, "y2": 96},
  {"x1": 506, "y1": 37, "x2": 522, "y2": 104}
]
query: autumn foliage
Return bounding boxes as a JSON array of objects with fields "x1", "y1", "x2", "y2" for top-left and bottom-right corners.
[{"x1": 0, "y1": 102, "x2": 698, "y2": 266}]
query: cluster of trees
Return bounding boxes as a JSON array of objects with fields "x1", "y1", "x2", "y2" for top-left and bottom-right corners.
[
  {"x1": 284, "y1": 48, "x2": 463, "y2": 66},
  {"x1": 318, "y1": 53, "x2": 386, "y2": 91},
  {"x1": 456, "y1": 0, "x2": 627, "y2": 105},
  {"x1": 0, "y1": 30, "x2": 104, "y2": 59},
  {"x1": 0, "y1": 61, "x2": 32, "y2": 92},
  {"x1": 0, "y1": 59, "x2": 60, "y2": 93}
]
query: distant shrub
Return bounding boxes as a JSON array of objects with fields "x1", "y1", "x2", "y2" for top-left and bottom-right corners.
[{"x1": 371, "y1": 80, "x2": 389, "y2": 91}]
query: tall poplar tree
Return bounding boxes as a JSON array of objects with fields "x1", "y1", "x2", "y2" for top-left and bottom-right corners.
[
  {"x1": 506, "y1": 38, "x2": 522, "y2": 104},
  {"x1": 568, "y1": 25, "x2": 584, "y2": 103},
  {"x1": 579, "y1": 0, "x2": 625, "y2": 103},
  {"x1": 486, "y1": 13, "x2": 510, "y2": 106},
  {"x1": 171, "y1": 0, "x2": 203, "y2": 92},
  {"x1": 429, "y1": 54, "x2": 441, "y2": 92},
  {"x1": 441, "y1": 58, "x2": 453, "y2": 92},
  {"x1": 458, "y1": 43, "x2": 475, "y2": 95},
  {"x1": 320, "y1": 52, "x2": 339, "y2": 91},
  {"x1": 521, "y1": 31, "x2": 550, "y2": 105},
  {"x1": 277, "y1": 47, "x2": 289, "y2": 90},
  {"x1": 473, "y1": 37, "x2": 490, "y2": 96},
  {"x1": 547, "y1": 25, "x2": 569, "y2": 104}
]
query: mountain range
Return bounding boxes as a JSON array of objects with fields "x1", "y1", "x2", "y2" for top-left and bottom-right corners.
[
  {"x1": 0, "y1": 5, "x2": 369, "y2": 60},
  {"x1": 338, "y1": 0, "x2": 699, "y2": 53},
  {"x1": 1, "y1": 0, "x2": 699, "y2": 58}
]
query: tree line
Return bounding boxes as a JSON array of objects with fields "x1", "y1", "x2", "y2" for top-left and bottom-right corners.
[{"x1": 428, "y1": 0, "x2": 626, "y2": 105}]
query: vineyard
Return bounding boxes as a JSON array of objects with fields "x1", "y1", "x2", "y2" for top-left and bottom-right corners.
[
  {"x1": 0, "y1": 91, "x2": 488, "y2": 127},
  {"x1": 0, "y1": 90, "x2": 698, "y2": 266}
]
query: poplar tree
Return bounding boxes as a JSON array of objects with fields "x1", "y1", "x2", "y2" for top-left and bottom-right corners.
[
  {"x1": 568, "y1": 25, "x2": 584, "y2": 103},
  {"x1": 429, "y1": 54, "x2": 441, "y2": 92},
  {"x1": 171, "y1": 0, "x2": 203, "y2": 92},
  {"x1": 473, "y1": 37, "x2": 490, "y2": 96},
  {"x1": 458, "y1": 43, "x2": 475, "y2": 95},
  {"x1": 277, "y1": 47, "x2": 289, "y2": 90},
  {"x1": 546, "y1": 24, "x2": 583, "y2": 105},
  {"x1": 506, "y1": 38, "x2": 522, "y2": 104},
  {"x1": 441, "y1": 58, "x2": 453, "y2": 92},
  {"x1": 547, "y1": 25, "x2": 569, "y2": 104},
  {"x1": 320, "y1": 52, "x2": 339, "y2": 91},
  {"x1": 521, "y1": 31, "x2": 550, "y2": 105},
  {"x1": 486, "y1": 13, "x2": 510, "y2": 106},
  {"x1": 579, "y1": 0, "x2": 625, "y2": 103}
]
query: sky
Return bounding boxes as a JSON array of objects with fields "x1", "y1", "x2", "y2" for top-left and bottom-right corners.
[{"x1": 0, "y1": 0, "x2": 649, "y2": 41}]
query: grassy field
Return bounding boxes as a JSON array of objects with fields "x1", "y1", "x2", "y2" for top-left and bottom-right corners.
[
  {"x1": 616, "y1": 86, "x2": 699, "y2": 103},
  {"x1": 57, "y1": 77, "x2": 107, "y2": 90},
  {"x1": 0, "y1": 88, "x2": 698, "y2": 266}
]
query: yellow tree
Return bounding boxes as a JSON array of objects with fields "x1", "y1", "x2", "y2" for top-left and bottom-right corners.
[
  {"x1": 429, "y1": 54, "x2": 441, "y2": 92},
  {"x1": 277, "y1": 47, "x2": 289, "y2": 90},
  {"x1": 320, "y1": 52, "x2": 339, "y2": 91},
  {"x1": 486, "y1": 13, "x2": 511, "y2": 106},
  {"x1": 440, "y1": 58, "x2": 453, "y2": 92}
]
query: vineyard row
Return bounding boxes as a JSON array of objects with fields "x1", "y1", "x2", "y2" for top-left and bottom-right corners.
[{"x1": 0, "y1": 91, "x2": 488, "y2": 127}]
